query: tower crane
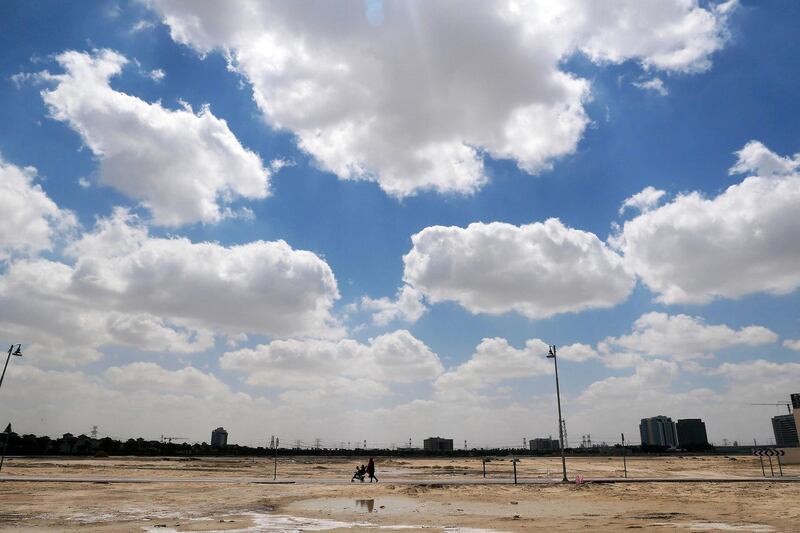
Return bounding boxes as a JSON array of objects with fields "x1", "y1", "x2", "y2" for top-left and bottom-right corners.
[
  {"x1": 750, "y1": 403, "x2": 791, "y2": 414},
  {"x1": 160, "y1": 435, "x2": 188, "y2": 444}
]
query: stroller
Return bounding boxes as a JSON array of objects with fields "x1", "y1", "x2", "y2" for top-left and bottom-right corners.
[{"x1": 351, "y1": 464, "x2": 367, "y2": 483}]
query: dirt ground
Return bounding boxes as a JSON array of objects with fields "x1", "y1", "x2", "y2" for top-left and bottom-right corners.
[{"x1": 1, "y1": 455, "x2": 798, "y2": 532}]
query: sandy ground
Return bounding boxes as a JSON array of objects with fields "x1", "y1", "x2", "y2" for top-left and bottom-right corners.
[{"x1": 1, "y1": 455, "x2": 798, "y2": 532}]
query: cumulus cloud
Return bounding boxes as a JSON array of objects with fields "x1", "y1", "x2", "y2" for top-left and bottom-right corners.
[
  {"x1": 360, "y1": 285, "x2": 427, "y2": 326},
  {"x1": 599, "y1": 312, "x2": 777, "y2": 363},
  {"x1": 0, "y1": 362, "x2": 278, "y2": 444},
  {"x1": 0, "y1": 157, "x2": 77, "y2": 260},
  {"x1": 619, "y1": 186, "x2": 666, "y2": 215},
  {"x1": 729, "y1": 140, "x2": 800, "y2": 177},
  {"x1": 633, "y1": 77, "x2": 668, "y2": 96},
  {"x1": 613, "y1": 141, "x2": 800, "y2": 304},
  {"x1": 783, "y1": 339, "x2": 800, "y2": 351},
  {"x1": 558, "y1": 343, "x2": 599, "y2": 362},
  {"x1": 0, "y1": 209, "x2": 340, "y2": 365},
  {"x1": 434, "y1": 337, "x2": 553, "y2": 398},
  {"x1": 148, "y1": 0, "x2": 731, "y2": 198},
  {"x1": 221, "y1": 330, "x2": 443, "y2": 388},
  {"x1": 40, "y1": 49, "x2": 270, "y2": 226},
  {"x1": 403, "y1": 218, "x2": 635, "y2": 319}
]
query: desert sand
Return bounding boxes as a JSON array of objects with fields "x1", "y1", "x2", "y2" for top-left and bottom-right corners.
[{"x1": 1, "y1": 455, "x2": 798, "y2": 532}]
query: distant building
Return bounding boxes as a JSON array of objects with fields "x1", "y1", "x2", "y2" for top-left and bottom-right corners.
[
  {"x1": 676, "y1": 419, "x2": 709, "y2": 449},
  {"x1": 640, "y1": 415, "x2": 678, "y2": 448},
  {"x1": 423, "y1": 437, "x2": 453, "y2": 452},
  {"x1": 772, "y1": 414, "x2": 799, "y2": 447},
  {"x1": 211, "y1": 427, "x2": 228, "y2": 447},
  {"x1": 529, "y1": 437, "x2": 560, "y2": 452}
]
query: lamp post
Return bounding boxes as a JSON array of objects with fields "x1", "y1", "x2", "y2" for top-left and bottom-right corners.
[
  {"x1": 547, "y1": 345, "x2": 568, "y2": 482},
  {"x1": 0, "y1": 345, "x2": 23, "y2": 391}
]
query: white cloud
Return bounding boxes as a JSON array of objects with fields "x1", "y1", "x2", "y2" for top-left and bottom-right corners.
[
  {"x1": 221, "y1": 329, "x2": 443, "y2": 388},
  {"x1": 434, "y1": 337, "x2": 553, "y2": 397},
  {"x1": 783, "y1": 339, "x2": 800, "y2": 351},
  {"x1": 0, "y1": 157, "x2": 77, "y2": 260},
  {"x1": 130, "y1": 19, "x2": 156, "y2": 33},
  {"x1": 40, "y1": 49, "x2": 270, "y2": 226},
  {"x1": 403, "y1": 218, "x2": 635, "y2": 319},
  {"x1": 103, "y1": 362, "x2": 228, "y2": 396},
  {"x1": 633, "y1": 77, "x2": 668, "y2": 96},
  {"x1": 361, "y1": 285, "x2": 427, "y2": 326},
  {"x1": 0, "y1": 209, "x2": 340, "y2": 366},
  {"x1": 0, "y1": 362, "x2": 276, "y2": 445},
  {"x1": 729, "y1": 140, "x2": 799, "y2": 177},
  {"x1": 148, "y1": 68, "x2": 166, "y2": 81},
  {"x1": 613, "y1": 141, "x2": 800, "y2": 304},
  {"x1": 149, "y1": 0, "x2": 730, "y2": 198},
  {"x1": 599, "y1": 312, "x2": 778, "y2": 362},
  {"x1": 558, "y1": 343, "x2": 599, "y2": 362},
  {"x1": 619, "y1": 186, "x2": 666, "y2": 215}
]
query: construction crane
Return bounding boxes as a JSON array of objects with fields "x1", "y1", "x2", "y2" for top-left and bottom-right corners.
[
  {"x1": 750, "y1": 403, "x2": 791, "y2": 414},
  {"x1": 160, "y1": 435, "x2": 188, "y2": 444}
]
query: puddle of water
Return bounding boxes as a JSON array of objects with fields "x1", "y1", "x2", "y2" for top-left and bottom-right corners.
[
  {"x1": 652, "y1": 522, "x2": 776, "y2": 532},
  {"x1": 140, "y1": 511, "x2": 506, "y2": 532},
  {"x1": 355, "y1": 499, "x2": 375, "y2": 512}
]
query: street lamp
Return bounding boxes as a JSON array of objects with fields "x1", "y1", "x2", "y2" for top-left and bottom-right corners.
[
  {"x1": 0, "y1": 344, "x2": 23, "y2": 391},
  {"x1": 547, "y1": 345, "x2": 568, "y2": 482}
]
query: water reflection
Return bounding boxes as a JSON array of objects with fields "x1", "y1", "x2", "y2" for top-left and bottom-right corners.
[{"x1": 355, "y1": 499, "x2": 375, "y2": 512}]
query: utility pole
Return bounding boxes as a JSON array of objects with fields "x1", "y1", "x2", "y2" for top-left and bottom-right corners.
[
  {"x1": 273, "y1": 436, "x2": 279, "y2": 480},
  {"x1": 621, "y1": 433, "x2": 627, "y2": 478},
  {"x1": 547, "y1": 345, "x2": 568, "y2": 482}
]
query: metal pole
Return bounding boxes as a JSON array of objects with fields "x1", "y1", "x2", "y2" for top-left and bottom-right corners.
[
  {"x1": 777, "y1": 452, "x2": 784, "y2": 477},
  {"x1": 621, "y1": 433, "x2": 628, "y2": 478},
  {"x1": 482, "y1": 459, "x2": 486, "y2": 478},
  {"x1": 0, "y1": 346, "x2": 13, "y2": 391},
  {"x1": 273, "y1": 438, "x2": 278, "y2": 480},
  {"x1": 768, "y1": 454, "x2": 774, "y2": 477},
  {"x1": 513, "y1": 460, "x2": 517, "y2": 484},
  {"x1": 755, "y1": 439, "x2": 765, "y2": 477},
  {"x1": 549, "y1": 346, "x2": 568, "y2": 482}
]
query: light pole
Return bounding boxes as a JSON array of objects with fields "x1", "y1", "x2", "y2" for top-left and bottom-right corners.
[
  {"x1": 0, "y1": 345, "x2": 23, "y2": 391},
  {"x1": 547, "y1": 345, "x2": 568, "y2": 482}
]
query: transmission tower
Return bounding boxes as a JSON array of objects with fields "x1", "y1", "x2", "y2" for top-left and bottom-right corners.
[{"x1": 90, "y1": 425, "x2": 98, "y2": 439}]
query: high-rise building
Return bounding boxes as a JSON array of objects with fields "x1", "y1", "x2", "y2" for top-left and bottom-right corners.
[
  {"x1": 423, "y1": 437, "x2": 453, "y2": 452},
  {"x1": 529, "y1": 437, "x2": 560, "y2": 452},
  {"x1": 211, "y1": 427, "x2": 228, "y2": 447},
  {"x1": 772, "y1": 414, "x2": 799, "y2": 447},
  {"x1": 640, "y1": 415, "x2": 678, "y2": 448},
  {"x1": 676, "y1": 419, "x2": 709, "y2": 450}
]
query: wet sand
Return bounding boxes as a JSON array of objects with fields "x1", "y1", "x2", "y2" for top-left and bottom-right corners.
[{"x1": 1, "y1": 455, "x2": 798, "y2": 531}]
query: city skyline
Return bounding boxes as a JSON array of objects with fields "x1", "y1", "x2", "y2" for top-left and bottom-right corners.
[{"x1": 1, "y1": 1, "x2": 800, "y2": 448}]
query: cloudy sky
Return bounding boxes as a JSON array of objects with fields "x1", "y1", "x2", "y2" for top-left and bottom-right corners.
[{"x1": 1, "y1": 0, "x2": 799, "y2": 448}]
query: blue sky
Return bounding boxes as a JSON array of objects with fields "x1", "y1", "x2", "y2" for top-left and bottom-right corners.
[{"x1": 1, "y1": 0, "x2": 799, "y2": 448}]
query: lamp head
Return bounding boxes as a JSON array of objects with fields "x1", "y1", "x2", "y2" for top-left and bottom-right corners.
[
  {"x1": 547, "y1": 345, "x2": 555, "y2": 358},
  {"x1": 12, "y1": 344, "x2": 22, "y2": 357}
]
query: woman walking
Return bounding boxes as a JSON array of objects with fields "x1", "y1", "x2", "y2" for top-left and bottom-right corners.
[{"x1": 366, "y1": 457, "x2": 378, "y2": 483}]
